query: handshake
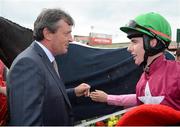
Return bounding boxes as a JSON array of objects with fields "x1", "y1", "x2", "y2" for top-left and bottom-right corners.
[{"x1": 74, "y1": 83, "x2": 108, "y2": 103}]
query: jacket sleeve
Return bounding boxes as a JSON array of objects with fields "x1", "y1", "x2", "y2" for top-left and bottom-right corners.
[{"x1": 66, "y1": 88, "x2": 77, "y2": 104}]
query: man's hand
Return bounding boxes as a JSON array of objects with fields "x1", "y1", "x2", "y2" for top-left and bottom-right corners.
[{"x1": 74, "y1": 83, "x2": 90, "y2": 97}]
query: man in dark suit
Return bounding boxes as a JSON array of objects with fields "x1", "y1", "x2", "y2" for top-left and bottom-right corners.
[{"x1": 7, "y1": 8, "x2": 90, "y2": 126}]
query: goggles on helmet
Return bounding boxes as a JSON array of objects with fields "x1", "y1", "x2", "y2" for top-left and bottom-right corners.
[{"x1": 126, "y1": 20, "x2": 168, "y2": 48}]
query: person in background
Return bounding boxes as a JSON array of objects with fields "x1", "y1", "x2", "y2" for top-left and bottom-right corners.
[
  {"x1": 7, "y1": 8, "x2": 90, "y2": 126},
  {"x1": 0, "y1": 84, "x2": 6, "y2": 96},
  {"x1": 164, "y1": 50, "x2": 175, "y2": 60},
  {"x1": 0, "y1": 60, "x2": 8, "y2": 125},
  {"x1": 176, "y1": 47, "x2": 180, "y2": 61},
  {"x1": 90, "y1": 12, "x2": 180, "y2": 110}
]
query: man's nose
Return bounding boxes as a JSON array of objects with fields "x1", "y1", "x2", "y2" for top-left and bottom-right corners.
[{"x1": 69, "y1": 35, "x2": 73, "y2": 42}]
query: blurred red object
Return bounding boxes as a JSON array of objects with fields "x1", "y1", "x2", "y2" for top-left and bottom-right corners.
[
  {"x1": 0, "y1": 60, "x2": 7, "y2": 125},
  {"x1": 116, "y1": 104, "x2": 180, "y2": 126},
  {"x1": 95, "y1": 121, "x2": 106, "y2": 126}
]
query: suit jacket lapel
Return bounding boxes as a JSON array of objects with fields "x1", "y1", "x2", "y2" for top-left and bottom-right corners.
[{"x1": 32, "y1": 42, "x2": 72, "y2": 108}]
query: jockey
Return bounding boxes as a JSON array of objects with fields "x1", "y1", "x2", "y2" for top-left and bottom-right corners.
[
  {"x1": 90, "y1": 12, "x2": 180, "y2": 111},
  {"x1": 120, "y1": 12, "x2": 180, "y2": 110}
]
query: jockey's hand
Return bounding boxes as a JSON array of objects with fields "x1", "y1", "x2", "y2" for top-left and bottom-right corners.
[{"x1": 89, "y1": 90, "x2": 107, "y2": 103}]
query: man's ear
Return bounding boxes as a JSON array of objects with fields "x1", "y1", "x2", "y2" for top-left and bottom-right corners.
[
  {"x1": 150, "y1": 38, "x2": 157, "y2": 48},
  {"x1": 43, "y1": 28, "x2": 52, "y2": 41}
]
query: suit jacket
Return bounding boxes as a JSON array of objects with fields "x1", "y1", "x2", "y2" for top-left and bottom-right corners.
[{"x1": 7, "y1": 42, "x2": 74, "y2": 126}]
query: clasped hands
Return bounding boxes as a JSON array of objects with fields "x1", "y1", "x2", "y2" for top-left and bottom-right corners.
[{"x1": 74, "y1": 83, "x2": 107, "y2": 103}]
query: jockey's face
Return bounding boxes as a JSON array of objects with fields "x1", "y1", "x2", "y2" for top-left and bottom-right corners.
[{"x1": 127, "y1": 37, "x2": 145, "y2": 65}]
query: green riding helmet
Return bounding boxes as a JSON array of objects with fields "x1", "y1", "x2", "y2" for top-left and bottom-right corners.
[{"x1": 120, "y1": 12, "x2": 172, "y2": 47}]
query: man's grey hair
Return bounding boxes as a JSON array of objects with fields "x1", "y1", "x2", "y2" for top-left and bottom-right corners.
[{"x1": 33, "y1": 8, "x2": 74, "y2": 41}]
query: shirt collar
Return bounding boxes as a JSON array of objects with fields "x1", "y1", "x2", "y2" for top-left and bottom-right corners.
[{"x1": 35, "y1": 40, "x2": 55, "y2": 62}]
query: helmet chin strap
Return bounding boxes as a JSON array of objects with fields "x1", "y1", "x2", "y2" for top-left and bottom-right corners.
[
  {"x1": 141, "y1": 34, "x2": 166, "y2": 72},
  {"x1": 140, "y1": 52, "x2": 148, "y2": 72},
  {"x1": 140, "y1": 35, "x2": 152, "y2": 69}
]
